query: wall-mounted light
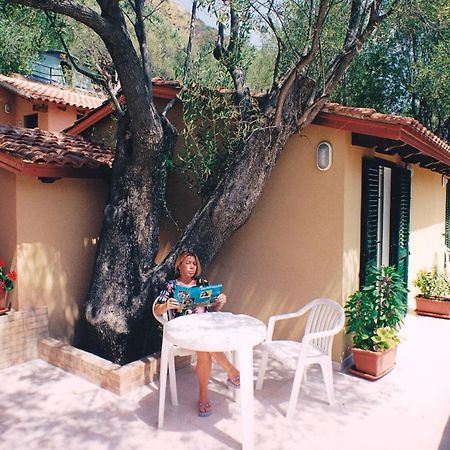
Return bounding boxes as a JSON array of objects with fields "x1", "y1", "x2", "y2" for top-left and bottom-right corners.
[
  {"x1": 4, "y1": 103, "x2": 11, "y2": 114},
  {"x1": 316, "y1": 141, "x2": 332, "y2": 171}
]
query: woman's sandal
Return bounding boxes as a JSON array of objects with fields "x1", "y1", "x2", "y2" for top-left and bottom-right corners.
[
  {"x1": 198, "y1": 400, "x2": 212, "y2": 417},
  {"x1": 226, "y1": 375, "x2": 240, "y2": 388}
]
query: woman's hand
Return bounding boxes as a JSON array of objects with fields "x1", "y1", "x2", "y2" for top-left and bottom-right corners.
[
  {"x1": 166, "y1": 297, "x2": 180, "y2": 311},
  {"x1": 154, "y1": 298, "x2": 180, "y2": 316},
  {"x1": 214, "y1": 293, "x2": 227, "y2": 311}
]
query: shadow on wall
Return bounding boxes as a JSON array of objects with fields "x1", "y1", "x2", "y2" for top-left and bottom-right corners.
[
  {"x1": 207, "y1": 247, "x2": 349, "y2": 338},
  {"x1": 17, "y1": 240, "x2": 96, "y2": 343}
]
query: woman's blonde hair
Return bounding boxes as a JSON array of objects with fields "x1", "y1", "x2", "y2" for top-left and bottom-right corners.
[{"x1": 174, "y1": 250, "x2": 202, "y2": 278}]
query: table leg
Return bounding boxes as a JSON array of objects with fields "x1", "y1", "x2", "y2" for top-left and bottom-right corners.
[
  {"x1": 239, "y1": 346, "x2": 254, "y2": 450},
  {"x1": 158, "y1": 335, "x2": 170, "y2": 428},
  {"x1": 232, "y1": 350, "x2": 240, "y2": 403}
]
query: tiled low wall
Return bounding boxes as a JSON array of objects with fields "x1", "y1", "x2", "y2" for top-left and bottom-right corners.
[
  {"x1": 0, "y1": 307, "x2": 49, "y2": 370},
  {"x1": 39, "y1": 337, "x2": 192, "y2": 396}
]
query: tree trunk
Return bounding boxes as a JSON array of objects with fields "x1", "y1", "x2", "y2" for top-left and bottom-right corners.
[{"x1": 3, "y1": 0, "x2": 393, "y2": 365}]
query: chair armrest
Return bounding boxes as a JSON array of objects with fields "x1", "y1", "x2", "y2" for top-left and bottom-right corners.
[{"x1": 266, "y1": 304, "x2": 313, "y2": 341}]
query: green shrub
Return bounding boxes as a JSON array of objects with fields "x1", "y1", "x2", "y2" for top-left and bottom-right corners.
[
  {"x1": 345, "y1": 265, "x2": 407, "y2": 351},
  {"x1": 413, "y1": 267, "x2": 450, "y2": 298}
]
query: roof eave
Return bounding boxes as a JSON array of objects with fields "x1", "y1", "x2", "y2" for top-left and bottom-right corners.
[
  {"x1": 65, "y1": 84, "x2": 180, "y2": 135},
  {"x1": 313, "y1": 111, "x2": 450, "y2": 170},
  {"x1": 313, "y1": 112, "x2": 402, "y2": 141},
  {"x1": 0, "y1": 153, "x2": 110, "y2": 180},
  {"x1": 0, "y1": 81, "x2": 32, "y2": 101}
]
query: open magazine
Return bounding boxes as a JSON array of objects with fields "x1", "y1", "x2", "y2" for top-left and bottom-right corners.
[{"x1": 174, "y1": 284, "x2": 223, "y2": 309}]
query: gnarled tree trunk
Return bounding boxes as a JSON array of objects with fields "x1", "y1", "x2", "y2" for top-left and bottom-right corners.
[{"x1": 5, "y1": 0, "x2": 396, "y2": 364}]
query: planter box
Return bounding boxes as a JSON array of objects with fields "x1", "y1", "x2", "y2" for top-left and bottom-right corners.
[
  {"x1": 415, "y1": 296, "x2": 450, "y2": 319},
  {"x1": 351, "y1": 346, "x2": 397, "y2": 379},
  {"x1": 0, "y1": 290, "x2": 8, "y2": 315}
]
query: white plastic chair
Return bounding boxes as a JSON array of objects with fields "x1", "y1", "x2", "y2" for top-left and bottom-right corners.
[
  {"x1": 255, "y1": 298, "x2": 345, "y2": 419},
  {"x1": 153, "y1": 299, "x2": 196, "y2": 407}
]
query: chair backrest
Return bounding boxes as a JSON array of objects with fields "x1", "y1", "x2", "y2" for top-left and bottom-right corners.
[{"x1": 304, "y1": 298, "x2": 345, "y2": 354}]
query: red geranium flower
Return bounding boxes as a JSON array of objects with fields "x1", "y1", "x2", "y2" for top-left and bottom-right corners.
[
  {"x1": 7, "y1": 271, "x2": 17, "y2": 281},
  {"x1": 0, "y1": 259, "x2": 5, "y2": 268}
]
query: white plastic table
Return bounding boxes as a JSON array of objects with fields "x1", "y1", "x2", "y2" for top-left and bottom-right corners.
[{"x1": 158, "y1": 312, "x2": 266, "y2": 450}]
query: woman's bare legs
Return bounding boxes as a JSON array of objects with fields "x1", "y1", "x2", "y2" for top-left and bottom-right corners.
[
  {"x1": 212, "y1": 352, "x2": 240, "y2": 382},
  {"x1": 196, "y1": 352, "x2": 212, "y2": 403},
  {"x1": 196, "y1": 352, "x2": 240, "y2": 405}
]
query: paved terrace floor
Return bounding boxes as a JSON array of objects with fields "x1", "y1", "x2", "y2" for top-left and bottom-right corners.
[{"x1": 1, "y1": 312, "x2": 449, "y2": 450}]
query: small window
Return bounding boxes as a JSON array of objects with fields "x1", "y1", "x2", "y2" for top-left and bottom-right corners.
[
  {"x1": 24, "y1": 113, "x2": 38, "y2": 128},
  {"x1": 445, "y1": 182, "x2": 450, "y2": 248}
]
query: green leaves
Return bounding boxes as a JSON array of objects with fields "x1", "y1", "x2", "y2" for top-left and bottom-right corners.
[
  {"x1": 345, "y1": 265, "x2": 407, "y2": 352},
  {"x1": 333, "y1": 0, "x2": 450, "y2": 136},
  {"x1": 413, "y1": 267, "x2": 450, "y2": 298},
  {"x1": 0, "y1": 1, "x2": 68, "y2": 74},
  {"x1": 371, "y1": 327, "x2": 401, "y2": 352},
  {"x1": 178, "y1": 82, "x2": 258, "y2": 200}
]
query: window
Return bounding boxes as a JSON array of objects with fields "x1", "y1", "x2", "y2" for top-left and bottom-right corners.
[
  {"x1": 445, "y1": 181, "x2": 450, "y2": 248},
  {"x1": 360, "y1": 158, "x2": 411, "y2": 297},
  {"x1": 24, "y1": 113, "x2": 38, "y2": 128}
]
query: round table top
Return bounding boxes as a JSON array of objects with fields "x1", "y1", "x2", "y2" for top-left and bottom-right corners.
[{"x1": 164, "y1": 312, "x2": 266, "y2": 352}]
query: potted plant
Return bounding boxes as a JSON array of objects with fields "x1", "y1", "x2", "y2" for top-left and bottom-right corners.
[
  {"x1": 413, "y1": 267, "x2": 450, "y2": 319},
  {"x1": 345, "y1": 265, "x2": 408, "y2": 380},
  {"x1": 0, "y1": 258, "x2": 16, "y2": 315}
]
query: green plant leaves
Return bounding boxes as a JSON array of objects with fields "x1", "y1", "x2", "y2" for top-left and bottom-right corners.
[
  {"x1": 345, "y1": 265, "x2": 407, "y2": 352},
  {"x1": 413, "y1": 267, "x2": 450, "y2": 298}
]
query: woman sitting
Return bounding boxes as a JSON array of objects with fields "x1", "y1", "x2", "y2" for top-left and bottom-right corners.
[{"x1": 154, "y1": 250, "x2": 240, "y2": 417}]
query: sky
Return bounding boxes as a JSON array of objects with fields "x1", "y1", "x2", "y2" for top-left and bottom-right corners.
[
  {"x1": 175, "y1": 0, "x2": 218, "y2": 28},
  {"x1": 174, "y1": 0, "x2": 262, "y2": 47}
]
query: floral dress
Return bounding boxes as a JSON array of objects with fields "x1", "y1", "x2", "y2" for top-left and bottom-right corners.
[{"x1": 155, "y1": 278, "x2": 211, "y2": 321}]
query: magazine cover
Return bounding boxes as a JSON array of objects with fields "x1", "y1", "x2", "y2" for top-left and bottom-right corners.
[{"x1": 174, "y1": 284, "x2": 223, "y2": 308}]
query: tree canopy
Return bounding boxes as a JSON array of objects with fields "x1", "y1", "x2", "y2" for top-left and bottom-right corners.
[
  {"x1": 0, "y1": 1, "x2": 67, "y2": 73},
  {"x1": 332, "y1": 0, "x2": 450, "y2": 138}
]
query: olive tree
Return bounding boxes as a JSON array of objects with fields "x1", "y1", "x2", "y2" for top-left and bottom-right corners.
[{"x1": 4, "y1": 0, "x2": 402, "y2": 363}]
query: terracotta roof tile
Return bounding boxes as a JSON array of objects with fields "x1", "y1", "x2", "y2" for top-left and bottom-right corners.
[
  {"x1": 0, "y1": 124, "x2": 113, "y2": 177},
  {"x1": 65, "y1": 78, "x2": 182, "y2": 134},
  {"x1": 0, "y1": 73, "x2": 106, "y2": 110},
  {"x1": 321, "y1": 102, "x2": 450, "y2": 155}
]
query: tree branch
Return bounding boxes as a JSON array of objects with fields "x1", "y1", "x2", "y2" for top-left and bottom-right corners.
[
  {"x1": 44, "y1": 11, "x2": 124, "y2": 116},
  {"x1": 324, "y1": 0, "x2": 399, "y2": 95},
  {"x1": 5, "y1": 0, "x2": 108, "y2": 36},
  {"x1": 213, "y1": 1, "x2": 252, "y2": 121},
  {"x1": 273, "y1": 0, "x2": 330, "y2": 127},
  {"x1": 163, "y1": 0, "x2": 198, "y2": 117},
  {"x1": 133, "y1": 0, "x2": 153, "y2": 100}
]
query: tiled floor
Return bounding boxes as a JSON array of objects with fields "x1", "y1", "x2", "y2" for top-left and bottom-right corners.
[{"x1": 1, "y1": 312, "x2": 449, "y2": 450}]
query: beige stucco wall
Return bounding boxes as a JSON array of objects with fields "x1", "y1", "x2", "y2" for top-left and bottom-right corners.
[
  {"x1": 206, "y1": 125, "x2": 357, "y2": 363},
  {"x1": 0, "y1": 87, "x2": 16, "y2": 125},
  {"x1": 204, "y1": 127, "x2": 448, "y2": 363},
  {"x1": 11, "y1": 176, "x2": 108, "y2": 342},
  {"x1": 0, "y1": 170, "x2": 17, "y2": 278},
  {"x1": 408, "y1": 166, "x2": 446, "y2": 302},
  {"x1": 0, "y1": 89, "x2": 80, "y2": 132},
  {"x1": 42, "y1": 103, "x2": 79, "y2": 132}
]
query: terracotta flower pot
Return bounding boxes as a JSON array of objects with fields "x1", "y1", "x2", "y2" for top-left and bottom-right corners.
[
  {"x1": 352, "y1": 346, "x2": 397, "y2": 378},
  {"x1": 415, "y1": 296, "x2": 450, "y2": 318}
]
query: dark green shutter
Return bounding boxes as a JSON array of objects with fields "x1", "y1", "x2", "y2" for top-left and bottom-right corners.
[
  {"x1": 390, "y1": 166, "x2": 411, "y2": 304},
  {"x1": 360, "y1": 158, "x2": 380, "y2": 286},
  {"x1": 445, "y1": 182, "x2": 450, "y2": 247}
]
